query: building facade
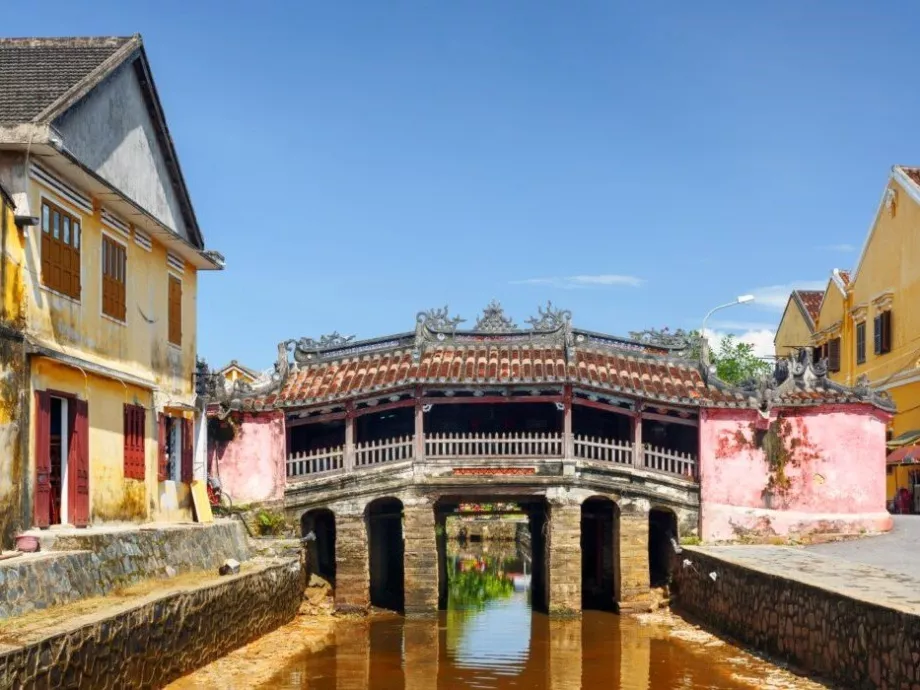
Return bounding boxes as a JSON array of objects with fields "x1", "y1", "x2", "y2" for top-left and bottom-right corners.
[
  {"x1": 774, "y1": 289, "x2": 823, "y2": 358},
  {"x1": 0, "y1": 36, "x2": 222, "y2": 547}
]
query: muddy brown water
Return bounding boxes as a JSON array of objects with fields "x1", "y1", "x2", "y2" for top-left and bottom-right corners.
[{"x1": 266, "y1": 544, "x2": 821, "y2": 689}]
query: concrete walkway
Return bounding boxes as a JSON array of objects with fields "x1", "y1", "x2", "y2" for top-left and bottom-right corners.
[
  {"x1": 806, "y1": 515, "x2": 920, "y2": 579},
  {"x1": 693, "y1": 543, "x2": 920, "y2": 616}
]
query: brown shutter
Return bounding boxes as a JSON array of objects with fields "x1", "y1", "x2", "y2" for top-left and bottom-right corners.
[
  {"x1": 158, "y1": 413, "x2": 168, "y2": 481},
  {"x1": 70, "y1": 399, "x2": 90, "y2": 527},
  {"x1": 34, "y1": 391, "x2": 52, "y2": 528},
  {"x1": 168, "y1": 276, "x2": 182, "y2": 345},
  {"x1": 881, "y1": 311, "x2": 892, "y2": 354},
  {"x1": 181, "y1": 417, "x2": 194, "y2": 483},
  {"x1": 828, "y1": 338, "x2": 841, "y2": 372},
  {"x1": 124, "y1": 405, "x2": 146, "y2": 480}
]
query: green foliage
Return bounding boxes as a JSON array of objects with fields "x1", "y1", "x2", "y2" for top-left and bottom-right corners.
[
  {"x1": 679, "y1": 535, "x2": 702, "y2": 546},
  {"x1": 255, "y1": 509, "x2": 287, "y2": 536},
  {"x1": 447, "y1": 569, "x2": 514, "y2": 610},
  {"x1": 710, "y1": 334, "x2": 771, "y2": 384}
]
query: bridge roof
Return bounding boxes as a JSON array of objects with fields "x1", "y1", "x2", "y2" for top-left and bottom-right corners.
[{"x1": 224, "y1": 302, "x2": 894, "y2": 414}]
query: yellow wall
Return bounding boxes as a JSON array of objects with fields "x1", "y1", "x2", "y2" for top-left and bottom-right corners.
[
  {"x1": 774, "y1": 299, "x2": 814, "y2": 357},
  {"x1": 222, "y1": 367, "x2": 254, "y2": 385}
]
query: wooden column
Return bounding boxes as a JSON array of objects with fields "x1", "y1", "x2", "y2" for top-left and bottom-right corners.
[
  {"x1": 632, "y1": 407, "x2": 643, "y2": 469},
  {"x1": 562, "y1": 385, "x2": 573, "y2": 459},
  {"x1": 345, "y1": 402, "x2": 355, "y2": 473},
  {"x1": 414, "y1": 388, "x2": 425, "y2": 461}
]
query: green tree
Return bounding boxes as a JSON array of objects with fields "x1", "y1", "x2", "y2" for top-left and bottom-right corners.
[{"x1": 708, "y1": 334, "x2": 771, "y2": 384}]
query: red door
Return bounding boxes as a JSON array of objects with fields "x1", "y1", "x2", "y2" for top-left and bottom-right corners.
[
  {"x1": 69, "y1": 399, "x2": 90, "y2": 527},
  {"x1": 34, "y1": 391, "x2": 51, "y2": 528}
]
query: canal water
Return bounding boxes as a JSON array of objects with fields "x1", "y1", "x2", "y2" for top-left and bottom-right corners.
[{"x1": 267, "y1": 541, "x2": 818, "y2": 689}]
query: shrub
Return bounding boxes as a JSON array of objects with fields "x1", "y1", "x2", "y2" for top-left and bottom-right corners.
[{"x1": 256, "y1": 509, "x2": 287, "y2": 536}]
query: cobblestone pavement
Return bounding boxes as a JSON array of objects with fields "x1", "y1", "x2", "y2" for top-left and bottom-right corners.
[
  {"x1": 693, "y1": 543, "x2": 920, "y2": 615},
  {"x1": 807, "y1": 515, "x2": 920, "y2": 578}
]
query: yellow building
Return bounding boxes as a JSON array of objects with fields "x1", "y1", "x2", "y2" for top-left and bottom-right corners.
[
  {"x1": 0, "y1": 36, "x2": 223, "y2": 546},
  {"x1": 217, "y1": 360, "x2": 260, "y2": 386},
  {"x1": 774, "y1": 289, "x2": 823, "y2": 357},
  {"x1": 780, "y1": 165, "x2": 920, "y2": 505}
]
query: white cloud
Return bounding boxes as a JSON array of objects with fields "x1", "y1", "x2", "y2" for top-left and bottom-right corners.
[
  {"x1": 703, "y1": 328, "x2": 776, "y2": 359},
  {"x1": 511, "y1": 274, "x2": 644, "y2": 289},
  {"x1": 747, "y1": 281, "x2": 826, "y2": 311},
  {"x1": 820, "y1": 243, "x2": 856, "y2": 253}
]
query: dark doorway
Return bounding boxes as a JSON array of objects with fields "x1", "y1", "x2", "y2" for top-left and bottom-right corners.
[
  {"x1": 649, "y1": 508, "x2": 678, "y2": 587},
  {"x1": 302, "y1": 508, "x2": 337, "y2": 584},
  {"x1": 367, "y1": 497, "x2": 405, "y2": 612},
  {"x1": 581, "y1": 497, "x2": 617, "y2": 611}
]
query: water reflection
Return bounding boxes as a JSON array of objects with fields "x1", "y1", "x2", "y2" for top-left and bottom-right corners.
[{"x1": 269, "y1": 543, "x2": 788, "y2": 689}]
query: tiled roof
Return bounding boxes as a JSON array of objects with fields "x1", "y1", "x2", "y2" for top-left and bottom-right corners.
[
  {"x1": 900, "y1": 167, "x2": 920, "y2": 188},
  {"x1": 253, "y1": 345, "x2": 744, "y2": 410},
  {"x1": 837, "y1": 270, "x2": 851, "y2": 286},
  {"x1": 794, "y1": 290, "x2": 823, "y2": 324},
  {"x1": 0, "y1": 36, "x2": 136, "y2": 122}
]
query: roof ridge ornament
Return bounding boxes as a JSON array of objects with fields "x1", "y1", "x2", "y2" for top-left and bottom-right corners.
[
  {"x1": 525, "y1": 301, "x2": 571, "y2": 331},
  {"x1": 475, "y1": 300, "x2": 517, "y2": 332},
  {"x1": 628, "y1": 327, "x2": 698, "y2": 353},
  {"x1": 416, "y1": 306, "x2": 465, "y2": 333}
]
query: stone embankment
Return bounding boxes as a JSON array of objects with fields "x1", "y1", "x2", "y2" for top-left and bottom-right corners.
[
  {"x1": 2, "y1": 522, "x2": 249, "y2": 619},
  {"x1": 671, "y1": 546, "x2": 920, "y2": 690}
]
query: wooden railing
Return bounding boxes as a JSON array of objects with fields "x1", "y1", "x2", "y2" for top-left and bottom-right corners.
[
  {"x1": 643, "y1": 445, "x2": 697, "y2": 479},
  {"x1": 355, "y1": 435, "x2": 414, "y2": 468},
  {"x1": 425, "y1": 432, "x2": 563, "y2": 459},
  {"x1": 573, "y1": 435, "x2": 633, "y2": 465},
  {"x1": 287, "y1": 445, "x2": 345, "y2": 478}
]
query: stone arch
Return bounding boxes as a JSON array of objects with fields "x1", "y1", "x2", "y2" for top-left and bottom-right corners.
[
  {"x1": 580, "y1": 495, "x2": 619, "y2": 611},
  {"x1": 366, "y1": 496, "x2": 405, "y2": 612},
  {"x1": 301, "y1": 508, "x2": 337, "y2": 584},
  {"x1": 648, "y1": 506, "x2": 678, "y2": 587}
]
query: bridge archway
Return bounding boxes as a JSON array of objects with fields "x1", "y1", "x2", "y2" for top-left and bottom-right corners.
[
  {"x1": 580, "y1": 496, "x2": 618, "y2": 611},
  {"x1": 648, "y1": 507, "x2": 678, "y2": 587},
  {"x1": 301, "y1": 508, "x2": 337, "y2": 584},
  {"x1": 366, "y1": 497, "x2": 405, "y2": 612}
]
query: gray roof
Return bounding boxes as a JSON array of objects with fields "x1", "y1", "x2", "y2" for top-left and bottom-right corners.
[{"x1": 0, "y1": 36, "x2": 136, "y2": 123}]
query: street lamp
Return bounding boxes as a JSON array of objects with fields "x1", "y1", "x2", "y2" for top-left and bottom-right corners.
[{"x1": 700, "y1": 295, "x2": 755, "y2": 365}]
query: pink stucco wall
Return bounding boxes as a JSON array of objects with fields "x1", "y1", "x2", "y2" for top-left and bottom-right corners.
[
  {"x1": 208, "y1": 412, "x2": 286, "y2": 504},
  {"x1": 699, "y1": 405, "x2": 892, "y2": 542}
]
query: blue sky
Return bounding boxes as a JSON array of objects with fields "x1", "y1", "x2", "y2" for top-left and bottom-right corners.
[{"x1": 8, "y1": 2, "x2": 920, "y2": 370}]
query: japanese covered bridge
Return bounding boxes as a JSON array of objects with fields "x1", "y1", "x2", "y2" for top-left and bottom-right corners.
[{"x1": 208, "y1": 302, "x2": 893, "y2": 616}]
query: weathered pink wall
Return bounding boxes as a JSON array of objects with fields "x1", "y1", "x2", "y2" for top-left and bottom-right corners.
[
  {"x1": 699, "y1": 405, "x2": 892, "y2": 542},
  {"x1": 208, "y1": 412, "x2": 285, "y2": 504}
]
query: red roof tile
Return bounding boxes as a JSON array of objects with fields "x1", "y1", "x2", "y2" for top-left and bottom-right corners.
[
  {"x1": 264, "y1": 345, "x2": 742, "y2": 410},
  {"x1": 794, "y1": 290, "x2": 823, "y2": 323},
  {"x1": 901, "y1": 167, "x2": 920, "y2": 188},
  {"x1": 837, "y1": 270, "x2": 851, "y2": 286}
]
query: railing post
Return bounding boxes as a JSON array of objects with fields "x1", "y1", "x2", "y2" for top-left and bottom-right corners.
[
  {"x1": 562, "y1": 385, "x2": 574, "y2": 459},
  {"x1": 345, "y1": 403, "x2": 355, "y2": 473},
  {"x1": 414, "y1": 395, "x2": 425, "y2": 462},
  {"x1": 632, "y1": 407, "x2": 643, "y2": 469}
]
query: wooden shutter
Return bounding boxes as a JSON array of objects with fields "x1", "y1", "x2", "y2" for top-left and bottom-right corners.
[
  {"x1": 181, "y1": 417, "x2": 194, "y2": 483},
  {"x1": 123, "y1": 405, "x2": 146, "y2": 480},
  {"x1": 34, "y1": 391, "x2": 52, "y2": 528},
  {"x1": 881, "y1": 311, "x2": 892, "y2": 354},
  {"x1": 102, "y1": 237, "x2": 127, "y2": 322},
  {"x1": 168, "y1": 276, "x2": 182, "y2": 346},
  {"x1": 827, "y1": 338, "x2": 841, "y2": 372},
  {"x1": 874, "y1": 315, "x2": 883, "y2": 355},
  {"x1": 69, "y1": 399, "x2": 90, "y2": 527},
  {"x1": 158, "y1": 413, "x2": 169, "y2": 481}
]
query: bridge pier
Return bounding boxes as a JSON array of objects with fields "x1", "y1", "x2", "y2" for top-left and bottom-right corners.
[
  {"x1": 403, "y1": 498, "x2": 438, "y2": 616},
  {"x1": 334, "y1": 509, "x2": 370, "y2": 613},
  {"x1": 618, "y1": 508, "x2": 651, "y2": 612},
  {"x1": 547, "y1": 499, "x2": 582, "y2": 616}
]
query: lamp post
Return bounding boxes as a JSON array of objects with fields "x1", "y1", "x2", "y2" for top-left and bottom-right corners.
[{"x1": 700, "y1": 295, "x2": 755, "y2": 366}]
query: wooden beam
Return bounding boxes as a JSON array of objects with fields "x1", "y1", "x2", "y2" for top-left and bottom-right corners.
[
  {"x1": 354, "y1": 398, "x2": 416, "y2": 418},
  {"x1": 421, "y1": 395, "x2": 562, "y2": 406},
  {"x1": 286, "y1": 411, "x2": 347, "y2": 427},
  {"x1": 641, "y1": 410, "x2": 699, "y2": 427},
  {"x1": 572, "y1": 397, "x2": 637, "y2": 418}
]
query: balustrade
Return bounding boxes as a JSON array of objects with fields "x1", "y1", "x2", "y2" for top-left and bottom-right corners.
[
  {"x1": 425, "y1": 432, "x2": 563, "y2": 459},
  {"x1": 355, "y1": 435, "x2": 414, "y2": 468},
  {"x1": 286, "y1": 446, "x2": 345, "y2": 478},
  {"x1": 573, "y1": 435, "x2": 633, "y2": 465},
  {"x1": 643, "y1": 444, "x2": 697, "y2": 479}
]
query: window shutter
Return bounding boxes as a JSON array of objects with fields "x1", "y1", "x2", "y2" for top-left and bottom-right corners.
[
  {"x1": 874, "y1": 315, "x2": 883, "y2": 355},
  {"x1": 123, "y1": 405, "x2": 146, "y2": 481},
  {"x1": 158, "y1": 413, "x2": 168, "y2": 481},
  {"x1": 168, "y1": 276, "x2": 182, "y2": 346},
  {"x1": 881, "y1": 311, "x2": 892, "y2": 354},
  {"x1": 34, "y1": 391, "x2": 52, "y2": 528},
  {"x1": 181, "y1": 417, "x2": 194, "y2": 483},
  {"x1": 70, "y1": 399, "x2": 90, "y2": 527},
  {"x1": 828, "y1": 338, "x2": 841, "y2": 372}
]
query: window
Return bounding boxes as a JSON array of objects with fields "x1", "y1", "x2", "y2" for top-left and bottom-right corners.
[
  {"x1": 123, "y1": 404, "x2": 146, "y2": 480},
  {"x1": 168, "y1": 275, "x2": 182, "y2": 346},
  {"x1": 874, "y1": 311, "x2": 892, "y2": 355},
  {"x1": 102, "y1": 236, "x2": 127, "y2": 322},
  {"x1": 814, "y1": 343, "x2": 827, "y2": 363},
  {"x1": 856, "y1": 322, "x2": 866, "y2": 365},
  {"x1": 827, "y1": 337, "x2": 841, "y2": 372},
  {"x1": 40, "y1": 199, "x2": 81, "y2": 299}
]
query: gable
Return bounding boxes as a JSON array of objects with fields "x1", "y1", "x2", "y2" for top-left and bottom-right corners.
[
  {"x1": 774, "y1": 296, "x2": 812, "y2": 354},
  {"x1": 815, "y1": 278, "x2": 845, "y2": 334},
  {"x1": 52, "y1": 57, "x2": 193, "y2": 244}
]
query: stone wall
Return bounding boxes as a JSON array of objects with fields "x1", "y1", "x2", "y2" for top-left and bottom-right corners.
[
  {"x1": 403, "y1": 499, "x2": 438, "y2": 616},
  {"x1": 0, "y1": 559, "x2": 302, "y2": 689},
  {"x1": 334, "y1": 512, "x2": 370, "y2": 612},
  {"x1": 547, "y1": 501, "x2": 581, "y2": 616},
  {"x1": 445, "y1": 516, "x2": 525, "y2": 541},
  {"x1": 671, "y1": 548, "x2": 920, "y2": 690},
  {"x1": 1, "y1": 521, "x2": 249, "y2": 619},
  {"x1": 618, "y1": 512, "x2": 650, "y2": 611},
  {"x1": 699, "y1": 406, "x2": 892, "y2": 541}
]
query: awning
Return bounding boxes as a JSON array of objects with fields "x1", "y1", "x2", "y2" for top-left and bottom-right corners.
[
  {"x1": 887, "y1": 445, "x2": 920, "y2": 466},
  {"x1": 887, "y1": 429, "x2": 920, "y2": 449}
]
